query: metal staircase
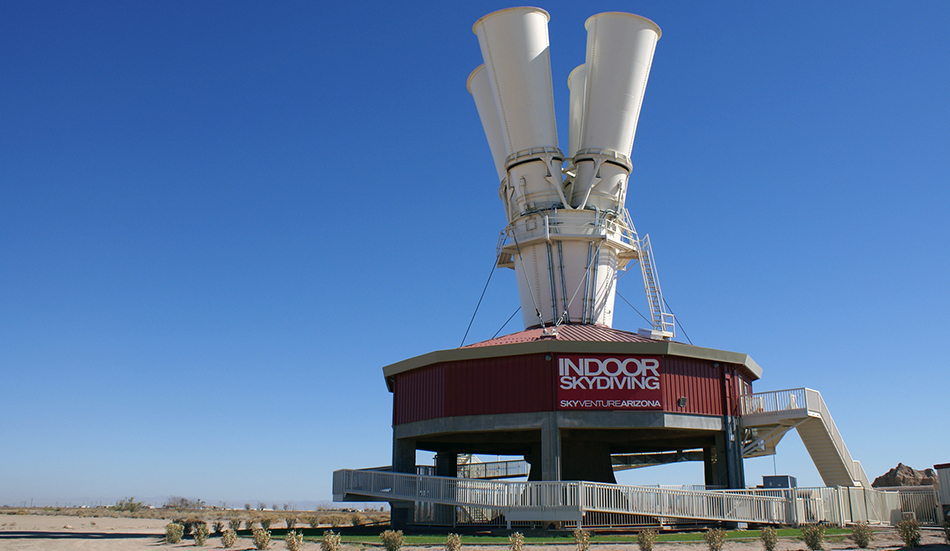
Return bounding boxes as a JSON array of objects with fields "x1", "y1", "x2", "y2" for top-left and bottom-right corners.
[{"x1": 740, "y1": 388, "x2": 871, "y2": 488}]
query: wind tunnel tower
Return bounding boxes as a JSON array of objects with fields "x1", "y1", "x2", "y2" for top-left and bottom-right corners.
[
  {"x1": 469, "y1": 8, "x2": 673, "y2": 334},
  {"x1": 372, "y1": 8, "x2": 761, "y2": 529}
]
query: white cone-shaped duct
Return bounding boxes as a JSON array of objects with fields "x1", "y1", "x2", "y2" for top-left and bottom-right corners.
[
  {"x1": 467, "y1": 65, "x2": 507, "y2": 183},
  {"x1": 572, "y1": 12, "x2": 660, "y2": 211},
  {"x1": 473, "y1": 7, "x2": 558, "y2": 156},
  {"x1": 567, "y1": 64, "x2": 587, "y2": 162}
]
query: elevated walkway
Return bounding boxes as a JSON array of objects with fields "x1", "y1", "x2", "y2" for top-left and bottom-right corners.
[
  {"x1": 740, "y1": 388, "x2": 870, "y2": 488},
  {"x1": 333, "y1": 468, "x2": 899, "y2": 527}
]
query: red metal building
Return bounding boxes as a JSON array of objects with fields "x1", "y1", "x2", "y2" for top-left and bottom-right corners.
[{"x1": 384, "y1": 324, "x2": 761, "y2": 528}]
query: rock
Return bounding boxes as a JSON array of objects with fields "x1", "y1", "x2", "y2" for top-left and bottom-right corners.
[
  {"x1": 63, "y1": 525, "x2": 73, "y2": 529},
  {"x1": 872, "y1": 462, "x2": 938, "y2": 487}
]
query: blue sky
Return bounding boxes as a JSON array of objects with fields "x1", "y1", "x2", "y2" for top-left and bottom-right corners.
[{"x1": 2, "y1": 0, "x2": 948, "y2": 507}]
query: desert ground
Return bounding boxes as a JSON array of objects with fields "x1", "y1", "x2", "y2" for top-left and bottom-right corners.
[{"x1": 1, "y1": 514, "x2": 948, "y2": 551}]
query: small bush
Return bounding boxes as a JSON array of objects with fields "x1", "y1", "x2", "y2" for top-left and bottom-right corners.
[
  {"x1": 638, "y1": 529, "x2": 657, "y2": 551},
  {"x1": 194, "y1": 522, "x2": 210, "y2": 546},
  {"x1": 573, "y1": 528, "x2": 590, "y2": 551},
  {"x1": 322, "y1": 530, "x2": 342, "y2": 551},
  {"x1": 446, "y1": 533, "x2": 462, "y2": 551},
  {"x1": 850, "y1": 522, "x2": 873, "y2": 548},
  {"x1": 261, "y1": 517, "x2": 274, "y2": 530},
  {"x1": 381, "y1": 529, "x2": 405, "y2": 551},
  {"x1": 509, "y1": 532, "x2": 525, "y2": 551},
  {"x1": 760, "y1": 526, "x2": 778, "y2": 551},
  {"x1": 222, "y1": 529, "x2": 238, "y2": 548},
  {"x1": 229, "y1": 518, "x2": 242, "y2": 532},
  {"x1": 285, "y1": 530, "x2": 304, "y2": 551},
  {"x1": 166, "y1": 522, "x2": 185, "y2": 544},
  {"x1": 253, "y1": 527, "x2": 272, "y2": 550},
  {"x1": 284, "y1": 516, "x2": 297, "y2": 530},
  {"x1": 212, "y1": 521, "x2": 224, "y2": 535},
  {"x1": 306, "y1": 516, "x2": 321, "y2": 529},
  {"x1": 897, "y1": 518, "x2": 921, "y2": 548},
  {"x1": 704, "y1": 528, "x2": 727, "y2": 551},
  {"x1": 246, "y1": 518, "x2": 258, "y2": 530},
  {"x1": 801, "y1": 525, "x2": 825, "y2": 551},
  {"x1": 351, "y1": 514, "x2": 363, "y2": 526}
]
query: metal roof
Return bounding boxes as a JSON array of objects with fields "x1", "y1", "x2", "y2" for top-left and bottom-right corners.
[
  {"x1": 382, "y1": 324, "x2": 763, "y2": 388},
  {"x1": 463, "y1": 324, "x2": 661, "y2": 347}
]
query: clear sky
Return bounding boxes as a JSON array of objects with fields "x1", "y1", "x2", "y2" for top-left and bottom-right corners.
[{"x1": 2, "y1": 0, "x2": 949, "y2": 508}]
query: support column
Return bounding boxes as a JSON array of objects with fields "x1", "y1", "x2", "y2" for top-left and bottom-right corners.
[
  {"x1": 724, "y1": 416, "x2": 746, "y2": 489},
  {"x1": 540, "y1": 414, "x2": 561, "y2": 481},
  {"x1": 434, "y1": 452, "x2": 458, "y2": 526},
  {"x1": 703, "y1": 446, "x2": 718, "y2": 487},
  {"x1": 390, "y1": 437, "x2": 416, "y2": 530}
]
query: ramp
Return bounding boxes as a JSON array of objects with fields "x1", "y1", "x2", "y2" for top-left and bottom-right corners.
[
  {"x1": 740, "y1": 388, "x2": 870, "y2": 488},
  {"x1": 333, "y1": 468, "x2": 897, "y2": 527}
]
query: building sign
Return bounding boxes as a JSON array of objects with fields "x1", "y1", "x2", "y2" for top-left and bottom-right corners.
[{"x1": 557, "y1": 355, "x2": 662, "y2": 410}]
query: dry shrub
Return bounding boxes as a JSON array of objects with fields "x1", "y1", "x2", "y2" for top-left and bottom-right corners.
[
  {"x1": 284, "y1": 516, "x2": 297, "y2": 530},
  {"x1": 194, "y1": 522, "x2": 210, "y2": 546},
  {"x1": 229, "y1": 518, "x2": 242, "y2": 532},
  {"x1": 306, "y1": 516, "x2": 321, "y2": 529},
  {"x1": 246, "y1": 518, "x2": 259, "y2": 530},
  {"x1": 850, "y1": 522, "x2": 873, "y2": 549},
  {"x1": 381, "y1": 529, "x2": 405, "y2": 551},
  {"x1": 760, "y1": 526, "x2": 778, "y2": 551},
  {"x1": 801, "y1": 525, "x2": 825, "y2": 551},
  {"x1": 704, "y1": 528, "x2": 726, "y2": 551},
  {"x1": 897, "y1": 518, "x2": 921, "y2": 548},
  {"x1": 351, "y1": 514, "x2": 362, "y2": 526},
  {"x1": 261, "y1": 517, "x2": 274, "y2": 530},
  {"x1": 573, "y1": 528, "x2": 590, "y2": 551},
  {"x1": 509, "y1": 532, "x2": 524, "y2": 551},
  {"x1": 222, "y1": 529, "x2": 238, "y2": 548},
  {"x1": 285, "y1": 530, "x2": 304, "y2": 551},
  {"x1": 446, "y1": 533, "x2": 462, "y2": 551},
  {"x1": 322, "y1": 530, "x2": 342, "y2": 551},
  {"x1": 253, "y1": 527, "x2": 272, "y2": 550},
  {"x1": 638, "y1": 529, "x2": 657, "y2": 551},
  {"x1": 165, "y1": 522, "x2": 184, "y2": 544}
]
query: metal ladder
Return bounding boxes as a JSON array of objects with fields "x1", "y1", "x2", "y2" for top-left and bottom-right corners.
[{"x1": 637, "y1": 233, "x2": 675, "y2": 336}]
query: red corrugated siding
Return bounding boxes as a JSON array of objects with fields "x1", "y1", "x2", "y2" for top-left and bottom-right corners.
[
  {"x1": 393, "y1": 353, "x2": 554, "y2": 425},
  {"x1": 393, "y1": 354, "x2": 748, "y2": 425},
  {"x1": 392, "y1": 363, "x2": 445, "y2": 425},
  {"x1": 661, "y1": 356, "x2": 723, "y2": 416}
]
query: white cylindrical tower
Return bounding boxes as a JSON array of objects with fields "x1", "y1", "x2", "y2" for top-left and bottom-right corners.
[
  {"x1": 470, "y1": 10, "x2": 659, "y2": 330},
  {"x1": 467, "y1": 65, "x2": 508, "y2": 183},
  {"x1": 572, "y1": 12, "x2": 661, "y2": 212},
  {"x1": 567, "y1": 64, "x2": 587, "y2": 163}
]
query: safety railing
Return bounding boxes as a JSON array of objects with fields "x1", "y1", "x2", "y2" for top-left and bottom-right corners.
[
  {"x1": 458, "y1": 460, "x2": 529, "y2": 480},
  {"x1": 333, "y1": 469, "x2": 904, "y2": 527},
  {"x1": 740, "y1": 388, "x2": 807, "y2": 415}
]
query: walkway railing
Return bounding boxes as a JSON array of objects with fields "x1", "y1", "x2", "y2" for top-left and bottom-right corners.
[
  {"x1": 741, "y1": 388, "x2": 870, "y2": 488},
  {"x1": 333, "y1": 469, "x2": 903, "y2": 527}
]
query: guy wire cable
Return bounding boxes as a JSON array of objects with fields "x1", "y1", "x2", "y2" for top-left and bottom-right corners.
[{"x1": 460, "y1": 256, "x2": 498, "y2": 347}]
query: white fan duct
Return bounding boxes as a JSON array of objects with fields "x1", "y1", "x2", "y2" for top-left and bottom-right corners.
[{"x1": 470, "y1": 8, "x2": 662, "y2": 331}]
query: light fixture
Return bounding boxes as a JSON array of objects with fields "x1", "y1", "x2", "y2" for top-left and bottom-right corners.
[{"x1": 677, "y1": 396, "x2": 688, "y2": 408}]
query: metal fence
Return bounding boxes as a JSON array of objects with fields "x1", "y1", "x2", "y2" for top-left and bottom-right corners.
[{"x1": 334, "y1": 469, "x2": 910, "y2": 528}]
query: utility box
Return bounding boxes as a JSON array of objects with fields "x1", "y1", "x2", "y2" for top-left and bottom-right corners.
[{"x1": 763, "y1": 475, "x2": 797, "y2": 489}]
